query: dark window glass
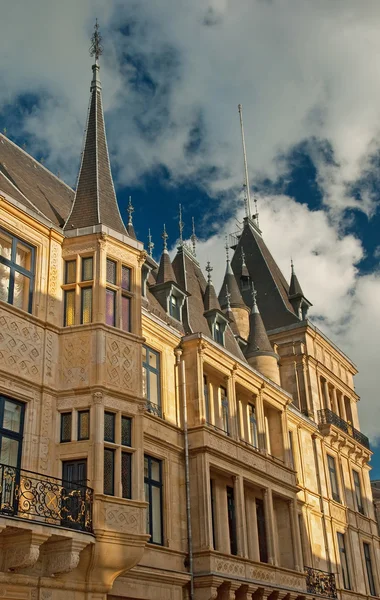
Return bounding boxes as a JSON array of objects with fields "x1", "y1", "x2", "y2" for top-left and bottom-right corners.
[
  {"x1": 0, "y1": 229, "x2": 35, "y2": 314},
  {"x1": 214, "y1": 321, "x2": 224, "y2": 344},
  {"x1": 204, "y1": 375, "x2": 210, "y2": 423},
  {"x1": 104, "y1": 412, "x2": 115, "y2": 443},
  {"x1": 249, "y1": 404, "x2": 258, "y2": 448},
  {"x1": 81, "y1": 287, "x2": 92, "y2": 324},
  {"x1": 106, "y1": 259, "x2": 117, "y2": 284},
  {"x1": 143, "y1": 346, "x2": 161, "y2": 416},
  {"x1": 78, "y1": 410, "x2": 90, "y2": 441},
  {"x1": 122, "y1": 452, "x2": 132, "y2": 499},
  {"x1": 121, "y1": 294, "x2": 131, "y2": 332},
  {"x1": 121, "y1": 265, "x2": 131, "y2": 291},
  {"x1": 169, "y1": 294, "x2": 181, "y2": 320},
  {"x1": 103, "y1": 448, "x2": 115, "y2": 495},
  {"x1": 0, "y1": 396, "x2": 25, "y2": 469},
  {"x1": 82, "y1": 257, "x2": 93, "y2": 281},
  {"x1": 144, "y1": 455, "x2": 163, "y2": 545},
  {"x1": 60, "y1": 412, "x2": 72, "y2": 443},
  {"x1": 106, "y1": 288, "x2": 116, "y2": 326},
  {"x1": 337, "y1": 532, "x2": 351, "y2": 590},
  {"x1": 353, "y1": 470, "x2": 365, "y2": 515},
  {"x1": 121, "y1": 416, "x2": 132, "y2": 446},
  {"x1": 227, "y1": 486, "x2": 237, "y2": 555},
  {"x1": 327, "y1": 455, "x2": 340, "y2": 503},
  {"x1": 256, "y1": 498, "x2": 268, "y2": 563},
  {"x1": 65, "y1": 260, "x2": 76, "y2": 284},
  {"x1": 64, "y1": 289, "x2": 75, "y2": 326},
  {"x1": 364, "y1": 543, "x2": 376, "y2": 596},
  {"x1": 221, "y1": 387, "x2": 229, "y2": 435}
]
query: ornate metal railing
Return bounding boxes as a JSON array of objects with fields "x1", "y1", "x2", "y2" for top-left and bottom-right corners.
[
  {"x1": 0, "y1": 463, "x2": 93, "y2": 533},
  {"x1": 206, "y1": 422, "x2": 231, "y2": 436},
  {"x1": 146, "y1": 400, "x2": 163, "y2": 418},
  {"x1": 318, "y1": 409, "x2": 370, "y2": 450},
  {"x1": 305, "y1": 566, "x2": 337, "y2": 598}
]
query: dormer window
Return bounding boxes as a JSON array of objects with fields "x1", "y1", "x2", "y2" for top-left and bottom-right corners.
[
  {"x1": 169, "y1": 293, "x2": 181, "y2": 321},
  {"x1": 204, "y1": 311, "x2": 228, "y2": 346},
  {"x1": 214, "y1": 321, "x2": 224, "y2": 344},
  {"x1": 240, "y1": 274, "x2": 250, "y2": 292}
]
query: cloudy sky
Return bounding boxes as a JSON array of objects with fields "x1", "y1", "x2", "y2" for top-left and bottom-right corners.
[{"x1": 1, "y1": 1, "x2": 380, "y2": 474}]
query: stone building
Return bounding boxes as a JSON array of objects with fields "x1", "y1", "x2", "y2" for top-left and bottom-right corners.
[{"x1": 0, "y1": 34, "x2": 378, "y2": 600}]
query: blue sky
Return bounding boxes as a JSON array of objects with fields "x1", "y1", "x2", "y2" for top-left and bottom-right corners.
[{"x1": 1, "y1": 1, "x2": 380, "y2": 476}]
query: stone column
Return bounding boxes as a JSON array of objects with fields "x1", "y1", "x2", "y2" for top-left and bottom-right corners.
[
  {"x1": 281, "y1": 409, "x2": 291, "y2": 467},
  {"x1": 263, "y1": 488, "x2": 278, "y2": 566},
  {"x1": 332, "y1": 387, "x2": 339, "y2": 416},
  {"x1": 193, "y1": 454, "x2": 213, "y2": 550},
  {"x1": 246, "y1": 493, "x2": 260, "y2": 561},
  {"x1": 256, "y1": 388, "x2": 267, "y2": 452},
  {"x1": 92, "y1": 391, "x2": 104, "y2": 494},
  {"x1": 323, "y1": 379, "x2": 331, "y2": 411},
  {"x1": 226, "y1": 370, "x2": 238, "y2": 439},
  {"x1": 215, "y1": 479, "x2": 229, "y2": 554},
  {"x1": 290, "y1": 498, "x2": 303, "y2": 571},
  {"x1": 338, "y1": 391, "x2": 347, "y2": 421},
  {"x1": 234, "y1": 475, "x2": 248, "y2": 557},
  {"x1": 134, "y1": 406, "x2": 145, "y2": 500}
]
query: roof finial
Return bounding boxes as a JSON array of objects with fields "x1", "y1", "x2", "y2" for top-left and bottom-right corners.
[
  {"x1": 238, "y1": 104, "x2": 252, "y2": 220},
  {"x1": 90, "y1": 19, "x2": 103, "y2": 63},
  {"x1": 225, "y1": 235, "x2": 230, "y2": 262},
  {"x1": 251, "y1": 281, "x2": 258, "y2": 307},
  {"x1": 241, "y1": 247, "x2": 246, "y2": 266},
  {"x1": 127, "y1": 196, "x2": 134, "y2": 226},
  {"x1": 162, "y1": 224, "x2": 168, "y2": 251},
  {"x1": 254, "y1": 196, "x2": 260, "y2": 228},
  {"x1": 206, "y1": 261, "x2": 213, "y2": 285},
  {"x1": 225, "y1": 284, "x2": 231, "y2": 311},
  {"x1": 191, "y1": 217, "x2": 197, "y2": 256},
  {"x1": 178, "y1": 204, "x2": 184, "y2": 247},
  {"x1": 147, "y1": 229, "x2": 154, "y2": 257},
  {"x1": 291, "y1": 257, "x2": 294, "y2": 273}
]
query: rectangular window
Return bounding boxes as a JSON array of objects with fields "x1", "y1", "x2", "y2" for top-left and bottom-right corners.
[
  {"x1": 81, "y1": 287, "x2": 92, "y2": 324},
  {"x1": 81, "y1": 257, "x2": 93, "y2": 281},
  {"x1": 214, "y1": 321, "x2": 224, "y2": 345},
  {"x1": 364, "y1": 543, "x2": 376, "y2": 596},
  {"x1": 227, "y1": 486, "x2": 237, "y2": 555},
  {"x1": 169, "y1": 294, "x2": 181, "y2": 321},
  {"x1": 143, "y1": 346, "x2": 161, "y2": 417},
  {"x1": 103, "y1": 448, "x2": 115, "y2": 495},
  {"x1": 64, "y1": 289, "x2": 75, "y2": 326},
  {"x1": 337, "y1": 532, "x2": 351, "y2": 590},
  {"x1": 144, "y1": 455, "x2": 163, "y2": 545},
  {"x1": 121, "y1": 265, "x2": 131, "y2": 291},
  {"x1": 65, "y1": 260, "x2": 76, "y2": 284},
  {"x1": 106, "y1": 259, "x2": 117, "y2": 285},
  {"x1": 327, "y1": 455, "x2": 340, "y2": 503},
  {"x1": 121, "y1": 416, "x2": 132, "y2": 446},
  {"x1": 249, "y1": 404, "x2": 258, "y2": 448},
  {"x1": 60, "y1": 412, "x2": 72, "y2": 443},
  {"x1": 204, "y1": 375, "x2": 210, "y2": 423},
  {"x1": 121, "y1": 452, "x2": 132, "y2": 499},
  {"x1": 353, "y1": 470, "x2": 365, "y2": 515},
  {"x1": 104, "y1": 412, "x2": 115, "y2": 443},
  {"x1": 221, "y1": 387, "x2": 229, "y2": 435},
  {"x1": 0, "y1": 229, "x2": 35, "y2": 313},
  {"x1": 106, "y1": 288, "x2": 116, "y2": 327},
  {"x1": 77, "y1": 410, "x2": 90, "y2": 441},
  {"x1": 121, "y1": 294, "x2": 131, "y2": 332},
  {"x1": 256, "y1": 498, "x2": 268, "y2": 563},
  {"x1": 0, "y1": 396, "x2": 25, "y2": 469}
]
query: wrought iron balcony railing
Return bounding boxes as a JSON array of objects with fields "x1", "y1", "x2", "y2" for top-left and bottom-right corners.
[
  {"x1": 318, "y1": 408, "x2": 370, "y2": 450},
  {"x1": 305, "y1": 566, "x2": 337, "y2": 598},
  {"x1": 0, "y1": 463, "x2": 93, "y2": 533},
  {"x1": 206, "y1": 422, "x2": 231, "y2": 436},
  {"x1": 146, "y1": 400, "x2": 163, "y2": 418}
]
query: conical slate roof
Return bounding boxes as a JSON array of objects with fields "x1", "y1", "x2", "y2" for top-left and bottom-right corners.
[
  {"x1": 219, "y1": 256, "x2": 246, "y2": 309},
  {"x1": 289, "y1": 261, "x2": 304, "y2": 297},
  {"x1": 157, "y1": 250, "x2": 177, "y2": 284},
  {"x1": 245, "y1": 288, "x2": 274, "y2": 358},
  {"x1": 64, "y1": 61, "x2": 126, "y2": 235},
  {"x1": 127, "y1": 222, "x2": 137, "y2": 239},
  {"x1": 204, "y1": 263, "x2": 220, "y2": 312}
]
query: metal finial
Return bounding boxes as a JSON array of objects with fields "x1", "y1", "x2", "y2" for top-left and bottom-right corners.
[
  {"x1": 178, "y1": 204, "x2": 184, "y2": 246},
  {"x1": 147, "y1": 229, "x2": 154, "y2": 257},
  {"x1": 291, "y1": 258, "x2": 294, "y2": 273},
  {"x1": 225, "y1": 235, "x2": 230, "y2": 262},
  {"x1": 162, "y1": 224, "x2": 168, "y2": 250},
  {"x1": 225, "y1": 284, "x2": 231, "y2": 311},
  {"x1": 251, "y1": 282, "x2": 257, "y2": 306},
  {"x1": 238, "y1": 104, "x2": 252, "y2": 220},
  {"x1": 3, "y1": 128, "x2": 7, "y2": 135},
  {"x1": 90, "y1": 19, "x2": 103, "y2": 62},
  {"x1": 190, "y1": 217, "x2": 197, "y2": 256},
  {"x1": 241, "y1": 247, "x2": 246, "y2": 266},
  {"x1": 254, "y1": 196, "x2": 260, "y2": 227},
  {"x1": 205, "y1": 261, "x2": 213, "y2": 284},
  {"x1": 127, "y1": 196, "x2": 134, "y2": 225}
]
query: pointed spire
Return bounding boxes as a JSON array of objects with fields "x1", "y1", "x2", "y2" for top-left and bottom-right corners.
[
  {"x1": 204, "y1": 262, "x2": 220, "y2": 312},
  {"x1": 218, "y1": 237, "x2": 246, "y2": 309},
  {"x1": 126, "y1": 196, "x2": 136, "y2": 239},
  {"x1": 253, "y1": 196, "x2": 260, "y2": 228},
  {"x1": 245, "y1": 283, "x2": 274, "y2": 357},
  {"x1": 147, "y1": 229, "x2": 154, "y2": 257},
  {"x1": 178, "y1": 204, "x2": 184, "y2": 247},
  {"x1": 156, "y1": 225, "x2": 176, "y2": 284},
  {"x1": 289, "y1": 259, "x2": 304, "y2": 297},
  {"x1": 191, "y1": 217, "x2": 197, "y2": 256},
  {"x1": 64, "y1": 21, "x2": 126, "y2": 235},
  {"x1": 238, "y1": 103, "x2": 252, "y2": 220}
]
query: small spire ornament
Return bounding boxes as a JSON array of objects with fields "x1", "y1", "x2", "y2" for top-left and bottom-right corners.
[
  {"x1": 162, "y1": 224, "x2": 168, "y2": 250},
  {"x1": 191, "y1": 217, "x2": 197, "y2": 256},
  {"x1": 205, "y1": 261, "x2": 213, "y2": 284},
  {"x1": 225, "y1": 284, "x2": 231, "y2": 311},
  {"x1": 225, "y1": 235, "x2": 230, "y2": 262},
  {"x1": 251, "y1": 281, "x2": 258, "y2": 306},
  {"x1": 147, "y1": 229, "x2": 154, "y2": 257},
  {"x1": 127, "y1": 196, "x2": 134, "y2": 226},
  {"x1": 178, "y1": 204, "x2": 184, "y2": 247},
  {"x1": 90, "y1": 19, "x2": 103, "y2": 62}
]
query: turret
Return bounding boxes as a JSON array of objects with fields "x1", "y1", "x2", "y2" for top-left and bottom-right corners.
[
  {"x1": 218, "y1": 239, "x2": 250, "y2": 339},
  {"x1": 288, "y1": 259, "x2": 312, "y2": 320}
]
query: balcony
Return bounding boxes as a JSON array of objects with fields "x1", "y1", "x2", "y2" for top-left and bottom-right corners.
[
  {"x1": 305, "y1": 566, "x2": 337, "y2": 598},
  {"x1": 0, "y1": 463, "x2": 93, "y2": 533},
  {"x1": 145, "y1": 400, "x2": 163, "y2": 418},
  {"x1": 318, "y1": 408, "x2": 370, "y2": 450}
]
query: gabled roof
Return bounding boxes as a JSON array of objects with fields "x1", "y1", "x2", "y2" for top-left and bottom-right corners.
[
  {"x1": 64, "y1": 62, "x2": 127, "y2": 235},
  {"x1": 0, "y1": 134, "x2": 73, "y2": 226},
  {"x1": 231, "y1": 219, "x2": 299, "y2": 330}
]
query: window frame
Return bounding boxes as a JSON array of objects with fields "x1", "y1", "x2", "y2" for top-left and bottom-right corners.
[
  {"x1": 0, "y1": 395, "x2": 25, "y2": 469},
  {"x1": 0, "y1": 227, "x2": 35, "y2": 314},
  {"x1": 105, "y1": 257, "x2": 134, "y2": 332},
  {"x1": 77, "y1": 410, "x2": 90, "y2": 441},
  {"x1": 249, "y1": 403, "x2": 258, "y2": 448},
  {"x1": 144, "y1": 454, "x2": 164, "y2": 545},
  {"x1": 220, "y1": 386, "x2": 230, "y2": 435},
  {"x1": 62, "y1": 254, "x2": 94, "y2": 326},
  {"x1": 337, "y1": 532, "x2": 351, "y2": 590},
  {"x1": 143, "y1": 345, "x2": 161, "y2": 417},
  {"x1": 352, "y1": 470, "x2": 365, "y2": 515},
  {"x1": 363, "y1": 542, "x2": 377, "y2": 596},
  {"x1": 60, "y1": 412, "x2": 72, "y2": 443},
  {"x1": 327, "y1": 454, "x2": 341, "y2": 503}
]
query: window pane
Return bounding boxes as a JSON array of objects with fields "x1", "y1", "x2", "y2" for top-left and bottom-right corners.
[
  {"x1": 13, "y1": 272, "x2": 30, "y2": 311},
  {"x1": 0, "y1": 232, "x2": 12, "y2": 259},
  {"x1": 81, "y1": 287, "x2": 92, "y2": 324},
  {"x1": 82, "y1": 257, "x2": 93, "y2": 281},
  {"x1": 106, "y1": 289, "x2": 116, "y2": 326},
  {"x1": 0, "y1": 436, "x2": 19, "y2": 467},
  {"x1": 144, "y1": 457, "x2": 149, "y2": 478},
  {"x1": 103, "y1": 448, "x2": 115, "y2": 495},
  {"x1": 121, "y1": 266, "x2": 131, "y2": 291},
  {"x1": 142, "y1": 346, "x2": 147, "y2": 362},
  {"x1": 145, "y1": 482, "x2": 150, "y2": 532},
  {"x1": 149, "y1": 371, "x2": 159, "y2": 404},
  {"x1": 149, "y1": 350, "x2": 158, "y2": 370},
  {"x1": 151, "y1": 459, "x2": 160, "y2": 482},
  {"x1": 142, "y1": 366, "x2": 147, "y2": 398},
  {"x1": 151, "y1": 485, "x2": 162, "y2": 544},
  {"x1": 60, "y1": 412, "x2": 71, "y2": 442},
  {"x1": 3, "y1": 401, "x2": 22, "y2": 433},
  {"x1": 121, "y1": 416, "x2": 132, "y2": 446},
  {"x1": 121, "y1": 452, "x2": 132, "y2": 499},
  {"x1": 121, "y1": 295, "x2": 130, "y2": 332},
  {"x1": 0, "y1": 264, "x2": 10, "y2": 302},
  {"x1": 64, "y1": 290, "x2": 75, "y2": 326},
  {"x1": 78, "y1": 410, "x2": 90, "y2": 440},
  {"x1": 65, "y1": 260, "x2": 76, "y2": 284},
  {"x1": 16, "y1": 242, "x2": 32, "y2": 270},
  {"x1": 104, "y1": 412, "x2": 115, "y2": 442},
  {"x1": 106, "y1": 259, "x2": 116, "y2": 284}
]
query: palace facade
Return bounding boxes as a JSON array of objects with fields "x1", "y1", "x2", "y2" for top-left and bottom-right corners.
[{"x1": 0, "y1": 39, "x2": 378, "y2": 600}]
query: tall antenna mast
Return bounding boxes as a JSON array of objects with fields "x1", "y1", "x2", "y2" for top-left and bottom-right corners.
[{"x1": 238, "y1": 104, "x2": 252, "y2": 220}]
